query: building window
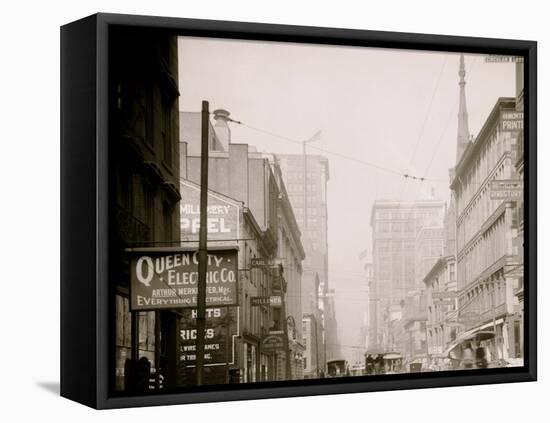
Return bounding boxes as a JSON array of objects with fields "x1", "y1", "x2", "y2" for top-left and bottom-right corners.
[
  {"x1": 449, "y1": 263, "x2": 456, "y2": 281},
  {"x1": 378, "y1": 222, "x2": 390, "y2": 232},
  {"x1": 114, "y1": 295, "x2": 156, "y2": 391},
  {"x1": 391, "y1": 222, "x2": 402, "y2": 233}
]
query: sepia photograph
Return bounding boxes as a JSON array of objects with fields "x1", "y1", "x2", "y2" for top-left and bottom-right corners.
[{"x1": 107, "y1": 25, "x2": 526, "y2": 394}]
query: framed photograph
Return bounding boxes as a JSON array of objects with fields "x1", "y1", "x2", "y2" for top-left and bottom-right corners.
[{"x1": 61, "y1": 13, "x2": 536, "y2": 409}]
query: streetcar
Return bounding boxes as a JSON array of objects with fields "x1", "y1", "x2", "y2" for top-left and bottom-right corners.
[
  {"x1": 364, "y1": 351, "x2": 404, "y2": 375},
  {"x1": 326, "y1": 359, "x2": 350, "y2": 377},
  {"x1": 382, "y1": 352, "x2": 404, "y2": 374}
]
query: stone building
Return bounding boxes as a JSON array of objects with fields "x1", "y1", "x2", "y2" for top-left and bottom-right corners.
[
  {"x1": 513, "y1": 60, "x2": 525, "y2": 357},
  {"x1": 369, "y1": 200, "x2": 445, "y2": 352},
  {"x1": 109, "y1": 28, "x2": 181, "y2": 391},
  {"x1": 451, "y1": 95, "x2": 523, "y2": 362},
  {"x1": 278, "y1": 154, "x2": 331, "y2": 374},
  {"x1": 423, "y1": 255, "x2": 458, "y2": 357}
]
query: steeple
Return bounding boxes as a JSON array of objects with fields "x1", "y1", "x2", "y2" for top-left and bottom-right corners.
[{"x1": 456, "y1": 53, "x2": 470, "y2": 163}]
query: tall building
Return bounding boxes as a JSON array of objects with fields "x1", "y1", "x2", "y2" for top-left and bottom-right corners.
[
  {"x1": 358, "y1": 259, "x2": 374, "y2": 352},
  {"x1": 415, "y1": 226, "x2": 445, "y2": 290},
  {"x1": 180, "y1": 109, "x2": 306, "y2": 382},
  {"x1": 369, "y1": 200, "x2": 445, "y2": 351},
  {"x1": 278, "y1": 154, "x2": 332, "y2": 374},
  {"x1": 513, "y1": 60, "x2": 525, "y2": 354},
  {"x1": 451, "y1": 94, "x2": 523, "y2": 362},
  {"x1": 269, "y1": 157, "x2": 307, "y2": 380},
  {"x1": 109, "y1": 28, "x2": 181, "y2": 391}
]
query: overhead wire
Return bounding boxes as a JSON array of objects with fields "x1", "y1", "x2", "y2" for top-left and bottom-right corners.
[
  {"x1": 422, "y1": 56, "x2": 479, "y2": 180},
  {"x1": 398, "y1": 55, "x2": 449, "y2": 201},
  {"x1": 227, "y1": 118, "x2": 446, "y2": 183}
]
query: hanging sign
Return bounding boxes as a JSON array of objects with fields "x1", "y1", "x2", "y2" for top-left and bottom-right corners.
[
  {"x1": 251, "y1": 258, "x2": 269, "y2": 268},
  {"x1": 129, "y1": 248, "x2": 238, "y2": 311},
  {"x1": 261, "y1": 334, "x2": 285, "y2": 352},
  {"x1": 490, "y1": 180, "x2": 523, "y2": 200}
]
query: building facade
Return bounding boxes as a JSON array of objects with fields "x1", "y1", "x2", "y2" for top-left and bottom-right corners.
[
  {"x1": 278, "y1": 154, "x2": 331, "y2": 374},
  {"x1": 110, "y1": 28, "x2": 181, "y2": 392},
  {"x1": 369, "y1": 200, "x2": 445, "y2": 352},
  {"x1": 358, "y1": 259, "x2": 374, "y2": 352},
  {"x1": 423, "y1": 255, "x2": 458, "y2": 358},
  {"x1": 401, "y1": 291, "x2": 428, "y2": 361},
  {"x1": 415, "y1": 226, "x2": 445, "y2": 290},
  {"x1": 270, "y1": 157, "x2": 306, "y2": 380},
  {"x1": 451, "y1": 97, "x2": 523, "y2": 362},
  {"x1": 513, "y1": 60, "x2": 525, "y2": 356},
  {"x1": 181, "y1": 109, "x2": 306, "y2": 382}
]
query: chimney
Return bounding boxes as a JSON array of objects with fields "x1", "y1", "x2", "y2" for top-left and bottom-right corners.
[{"x1": 213, "y1": 108, "x2": 231, "y2": 151}]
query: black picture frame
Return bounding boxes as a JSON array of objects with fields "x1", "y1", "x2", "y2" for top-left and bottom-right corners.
[{"x1": 61, "y1": 13, "x2": 537, "y2": 409}]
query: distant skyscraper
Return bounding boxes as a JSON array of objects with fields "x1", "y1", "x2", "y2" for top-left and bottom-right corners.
[
  {"x1": 278, "y1": 154, "x2": 335, "y2": 372},
  {"x1": 369, "y1": 200, "x2": 445, "y2": 350}
]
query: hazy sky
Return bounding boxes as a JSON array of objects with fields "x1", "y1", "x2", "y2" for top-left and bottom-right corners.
[{"x1": 177, "y1": 36, "x2": 516, "y2": 360}]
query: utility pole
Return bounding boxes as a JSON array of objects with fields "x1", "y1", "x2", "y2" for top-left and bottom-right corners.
[{"x1": 196, "y1": 100, "x2": 209, "y2": 385}]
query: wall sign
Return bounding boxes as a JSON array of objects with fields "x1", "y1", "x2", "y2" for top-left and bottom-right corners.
[
  {"x1": 129, "y1": 248, "x2": 238, "y2": 310},
  {"x1": 179, "y1": 307, "x2": 238, "y2": 367},
  {"x1": 180, "y1": 180, "x2": 241, "y2": 241}
]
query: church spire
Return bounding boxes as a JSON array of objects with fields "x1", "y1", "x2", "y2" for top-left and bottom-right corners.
[{"x1": 456, "y1": 53, "x2": 470, "y2": 163}]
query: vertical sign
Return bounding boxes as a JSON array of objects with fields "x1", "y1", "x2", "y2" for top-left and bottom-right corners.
[{"x1": 179, "y1": 307, "x2": 237, "y2": 366}]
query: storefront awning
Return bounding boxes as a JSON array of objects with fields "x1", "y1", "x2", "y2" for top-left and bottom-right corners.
[{"x1": 443, "y1": 319, "x2": 503, "y2": 357}]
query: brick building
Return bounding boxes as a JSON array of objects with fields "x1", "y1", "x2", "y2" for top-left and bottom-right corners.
[
  {"x1": 278, "y1": 154, "x2": 332, "y2": 374},
  {"x1": 109, "y1": 28, "x2": 181, "y2": 392},
  {"x1": 180, "y1": 109, "x2": 305, "y2": 382}
]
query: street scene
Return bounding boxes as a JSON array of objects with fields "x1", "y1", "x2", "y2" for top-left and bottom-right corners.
[{"x1": 110, "y1": 31, "x2": 525, "y2": 391}]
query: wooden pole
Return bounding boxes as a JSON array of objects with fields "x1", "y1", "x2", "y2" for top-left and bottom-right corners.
[{"x1": 196, "y1": 100, "x2": 210, "y2": 385}]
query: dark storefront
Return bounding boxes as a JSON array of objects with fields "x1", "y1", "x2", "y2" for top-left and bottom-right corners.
[{"x1": 109, "y1": 26, "x2": 181, "y2": 393}]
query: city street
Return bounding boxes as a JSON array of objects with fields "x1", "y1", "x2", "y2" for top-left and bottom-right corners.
[{"x1": 110, "y1": 34, "x2": 525, "y2": 390}]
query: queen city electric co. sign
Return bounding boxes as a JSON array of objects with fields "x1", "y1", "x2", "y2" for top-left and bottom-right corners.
[{"x1": 129, "y1": 248, "x2": 238, "y2": 311}]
